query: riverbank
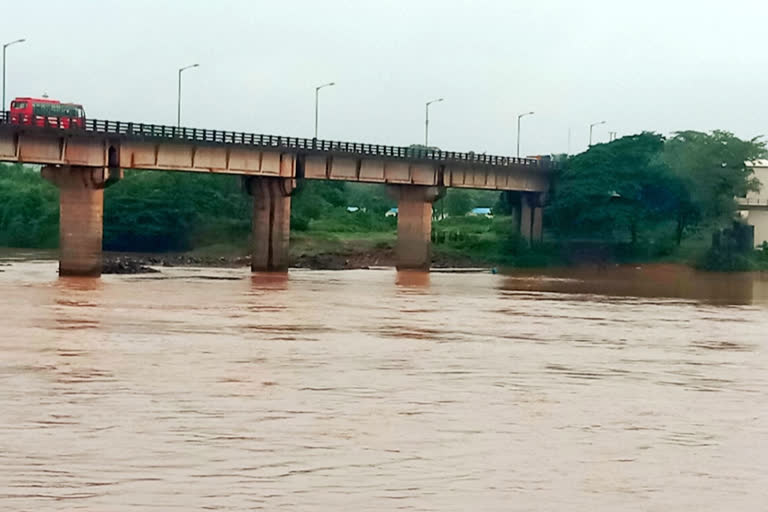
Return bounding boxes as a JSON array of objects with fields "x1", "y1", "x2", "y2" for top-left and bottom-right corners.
[
  {"x1": 102, "y1": 241, "x2": 482, "y2": 274},
  {"x1": 4, "y1": 228, "x2": 767, "y2": 275}
]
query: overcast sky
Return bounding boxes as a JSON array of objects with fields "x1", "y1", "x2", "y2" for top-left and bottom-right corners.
[{"x1": 5, "y1": 0, "x2": 767, "y2": 156}]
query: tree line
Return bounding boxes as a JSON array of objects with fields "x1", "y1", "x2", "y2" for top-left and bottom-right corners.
[
  {"x1": 548, "y1": 130, "x2": 765, "y2": 247},
  {"x1": 0, "y1": 165, "x2": 496, "y2": 251}
]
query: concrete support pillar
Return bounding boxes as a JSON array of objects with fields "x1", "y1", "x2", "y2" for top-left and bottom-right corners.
[
  {"x1": 532, "y1": 205, "x2": 543, "y2": 243},
  {"x1": 246, "y1": 177, "x2": 295, "y2": 272},
  {"x1": 42, "y1": 166, "x2": 122, "y2": 276},
  {"x1": 519, "y1": 194, "x2": 533, "y2": 242},
  {"x1": 392, "y1": 185, "x2": 441, "y2": 270},
  {"x1": 518, "y1": 192, "x2": 545, "y2": 244}
]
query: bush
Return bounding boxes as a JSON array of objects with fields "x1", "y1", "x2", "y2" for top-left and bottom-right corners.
[
  {"x1": 291, "y1": 214, "x2": 310, "y2": 231},
  {"x1": 309, "y1": 208, "x2": 394, "y2": 233},
  {"x1": 697, "y1": 247, "x2": 755, "y2": 272},
  {"x1": 696, "y1": 222, "x2": 762, "y2": 272},
  {"x1": 490, "y1": 215, "x2": 514, "y2": 235}
]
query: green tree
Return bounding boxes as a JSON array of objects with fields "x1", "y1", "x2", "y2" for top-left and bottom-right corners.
[
  {"x1": 494, "y1": 190, "x2": 518, "y2": 216},
  {"x1": 345, "y1": 183, "x2": 395, "y2": 214},
  {"x1": 444, "y1": 189, "x2": 472, "y2": 217},
  {"x1": 103, "y1": 171, "x2": 250, "y2": 251},
  {"x1": 0, "y1": 164, "x2": 59, "y2": 248},
  {"x1": 549, "y1": 132, "x2": 670, "y2": 243},
  {"x1": 289, "y1": 180, "x2": 351, "y2": 230},
  {"x1": 663, "y1": 130, "x2": 766, "y2": 244}
]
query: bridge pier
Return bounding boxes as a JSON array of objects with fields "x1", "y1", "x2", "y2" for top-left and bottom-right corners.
[
  {"x1": 519, "y1": 192, "x2": 544, "y2": 244},
  {"x1": 519, "y1": 194, "x2": 533, "y2": 241},
  {"x1": 42, "y1": 166, "x2": 121, "y2": 276},
  {"x1": 392, "y1": 185, "x2": 441, "y2": 270},
  {"x1": 246, "y1": 177, "x2": 294, "y2": 272}
]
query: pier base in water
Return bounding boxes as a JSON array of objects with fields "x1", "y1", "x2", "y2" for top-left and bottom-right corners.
[
  {"x1": 246, "y1": 177, "x2": 294, "y2": 272},
  {"x1": 392, "y1": 185, "x2": 441, "y2": 270},
  {"x1": 42, "y1": 166, "x2": 121, "y2": 277}
]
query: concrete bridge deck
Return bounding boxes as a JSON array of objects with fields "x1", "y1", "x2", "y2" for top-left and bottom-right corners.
[
  {"x1": 0, "y1": 113, "x2": 551, "y2": 191},
  {"x1": 0, "y1": 112, "x2": 553, "y2": 276}
]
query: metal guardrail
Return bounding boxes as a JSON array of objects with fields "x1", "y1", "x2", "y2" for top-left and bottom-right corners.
[{"x1": 0, "y1": 111, "x2": 551, "y2": 169}]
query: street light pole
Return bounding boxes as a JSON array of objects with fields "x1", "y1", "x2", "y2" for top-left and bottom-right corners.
[
  {"x1": 314, "y1": 82, "x2": 335, "y2": 139},
  {"x1": 589, "y1": 120, "x2": 606, "y2": 147},
  {"x1": 425, "y1": 97, "x2": 443, "y2": 147},
  {"x1": 516, "y1": 111, "x2": 534, "y2": 158},
  {"x1": 177, "y1": 63, "x2": 199, "y2": 127},
  {"x1": 2, "y1": 38, "x2": 26, "y2": 111}
]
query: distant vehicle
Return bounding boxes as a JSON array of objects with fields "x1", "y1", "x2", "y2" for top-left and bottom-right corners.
[{"x1": 9, "y1": 97, "x2": 86, "y2": 128}]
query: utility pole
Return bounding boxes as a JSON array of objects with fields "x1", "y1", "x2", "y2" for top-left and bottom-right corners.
[
  {"x1": 425, "y1": 97, "x2": 444, "y2": 147},
  {"x1": 516, "y1": 111, "x2": 534, "y2": 158},
  {"x1": 589, "y1": 120, "x2": 606, "y2": 146},
  {"x1": 177, "y1": 63, "x2": 199, "y2": 127},
  {"x1": 2, "y1": 38, "x2": 26, "y2": 111},
  {"x1": 314, "y1": 82, "x2": 336, "y2": 139}
]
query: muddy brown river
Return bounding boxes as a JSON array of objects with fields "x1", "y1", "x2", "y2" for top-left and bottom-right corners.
[{"x1": 1, "y1": 258, "x2": 767, "y2": 510}]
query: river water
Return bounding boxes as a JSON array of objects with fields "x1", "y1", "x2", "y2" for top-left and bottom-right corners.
[{"x1": 1, "y1": 258, "x2": 767, "y2": 511}]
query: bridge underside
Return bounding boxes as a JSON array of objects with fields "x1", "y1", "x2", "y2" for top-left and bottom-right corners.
[{"x1": 1, "y1": 125, "x2": 550, "y2": 275}]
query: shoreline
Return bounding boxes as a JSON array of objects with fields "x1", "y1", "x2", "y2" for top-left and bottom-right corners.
[
  {"x1": 3, "y1": 247, "x2": 765, "y2": 275},
  {"x1": 101, "y1": 249, "x2": 489, "y2": 274}
]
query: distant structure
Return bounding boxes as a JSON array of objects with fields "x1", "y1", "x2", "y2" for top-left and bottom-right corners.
[
  {"x1": 739, "y1": 160, "x2": 768, "y2": 247},
  {"x1": 468, "y1": 207, "x2": 493, "y2": 218}
]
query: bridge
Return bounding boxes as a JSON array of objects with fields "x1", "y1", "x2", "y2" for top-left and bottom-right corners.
[{"x1": 0, "y1": 112, "x2": 552, "y2": 276}]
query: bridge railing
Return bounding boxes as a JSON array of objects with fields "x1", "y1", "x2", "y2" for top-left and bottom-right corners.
[{"x1": 0, "y1": 111, "x2": 552, "y2": 170}]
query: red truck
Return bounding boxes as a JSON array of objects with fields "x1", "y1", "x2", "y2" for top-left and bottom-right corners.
[{"x1": 9, "y1": 97, "x2": 86, "y2": 128}]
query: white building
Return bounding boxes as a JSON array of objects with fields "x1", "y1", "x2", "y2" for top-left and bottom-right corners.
[{"x1": 739, "y1": 160, "x2": 768, "y2": 247}]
